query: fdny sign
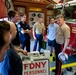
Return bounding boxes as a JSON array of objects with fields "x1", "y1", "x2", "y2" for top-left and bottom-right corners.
[{"x1": 23, "y1": 59, "x2": 50, "y2": 75}]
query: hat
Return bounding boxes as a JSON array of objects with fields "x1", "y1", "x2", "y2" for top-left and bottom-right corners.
[{"x1": 58, "y1": 52, "x2": 68, "y2": 62}]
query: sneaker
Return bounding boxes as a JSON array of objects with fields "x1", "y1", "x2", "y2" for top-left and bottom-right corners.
[
  {"x1": 74, "y1": 72, "x2": 76, "y2": 75},
  {"x1": 66, "y1": 67, "x2": 73, "y2": 72},
  {"x1": 50, "y1": 54, "x2": 52, "y2": 56},
  {"x1": 53, "y1": 57, "x2": 56, "y2": 61},
  {"x1": 40, "y1": 52, "x2": 43, "y2": 54},
  {"x1": 52, "y1": 69, "x2": 56, "y2": 72},
  {"x1": 61, "y1": 71, "x2": 64, "y2": 75}
]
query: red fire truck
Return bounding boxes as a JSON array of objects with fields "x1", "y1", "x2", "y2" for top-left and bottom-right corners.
[{"x1": 54, "y1": 0, "x2": 76, "y2": 56}]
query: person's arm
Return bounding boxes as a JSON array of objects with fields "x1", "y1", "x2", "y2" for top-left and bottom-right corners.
[
  {"x1": 24, "y1": 24, "x2": 31, "y2": 34},
  {"x1": 47, "y1": 26, "x2": 49, "y2": 36},
  {"x1": 24, "y1": 29, "x2": 31, "y2": 34},
  {"x1": 14, "y1": 46, "x2": 28, "y2": 55},
  {"x1": 42, "y1": 24, "x2": 46, "y2": 37},
  {"x1": 62, "y1": 25, "x2": 70, "y2": 53},
  {"x1": 33, "y1": 24, "x2": 36, "y2": 39},
  {"x1": 43, "y1": 30, "x2": 46, "y2": 37},
  {"x1": 62, "y1": 38, "x2": 70, "y2": 52},
  {"x1": 33, "y1": 29, "x2": 36, "y2": 39}
]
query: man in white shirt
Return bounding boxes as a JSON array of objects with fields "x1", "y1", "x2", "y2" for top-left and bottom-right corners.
[{"x1": 47, "y1": 17, "x2": 58, "y2": 56}]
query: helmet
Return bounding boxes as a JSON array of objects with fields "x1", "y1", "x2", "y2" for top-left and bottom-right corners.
[{"x1": 58, "y1": 52, "x2": 68, "y2": 62}]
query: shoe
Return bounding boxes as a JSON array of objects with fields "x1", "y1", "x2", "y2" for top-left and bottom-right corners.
[
  {"x1": 74, "y1": 72, "x2": 76, "y2": 75},
  {"x1": 40, "y1": 52, "x2": 43, "y2": 54},
  {"x1": 52, "y1": 69, "x2": 56, "y2": 72},
  {"x1": 50, "y1": 54, "x2": 52, "y2": 56},
  {"x1": 53, "y1": 57, "x2": 56, "y2": 61},
  {"x1": 61, "y1": 71, "x2": 64, "y2": 75},
  {"x1": 66, "y1": 67, "x2": 73, "y2": 72}
]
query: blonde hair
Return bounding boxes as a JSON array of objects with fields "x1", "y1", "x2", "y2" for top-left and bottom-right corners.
[{"x1": 56, "y1": 14, "x2": 64, "y2": 19}]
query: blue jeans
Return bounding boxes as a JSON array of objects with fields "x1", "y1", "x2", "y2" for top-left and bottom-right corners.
[{"x1": 33, "y1": 34, "x2": 43, "y2": 52}]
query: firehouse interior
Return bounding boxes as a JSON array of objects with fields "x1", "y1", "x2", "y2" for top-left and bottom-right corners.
[{"x1": 0, "y1": 0, "x2": 76, "y2": 75}]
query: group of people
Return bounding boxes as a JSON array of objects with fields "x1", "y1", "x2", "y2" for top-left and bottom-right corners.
[
  {"x1": 0, "y1": 10, "x2": 45, "y2": 75},
  {"x1": 0, "y1": 10, "x2": 29, "y2": 75},
  {"x1": 47, "y1": 15, "x2": 70, "y2": 75},
  {"x1": 0, "y1": 9, "x2": 70, "y2": 75},
  {"x1": 8, "y1": 11, "x2": 31, "y2": 52},
  {"x1": 8, "y1": 10, "x2": 45, "y2": 53}
]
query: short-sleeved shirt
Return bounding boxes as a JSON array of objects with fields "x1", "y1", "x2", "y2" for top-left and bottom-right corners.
[
  {"x1": 47, "y1": 23, "x2": 58, "y2": 41},
  {"x1": 56, "y1": 23, "x2": 70, "y2": 44},
  {"x1": 0, "y1": 53, "x2": 10, "y2": 75},
  {"x1": 33, "y1": 22, "x2": 45, "y2": 34},
  {"x1": 17, "y1": 21, "x2": 31, "y2": 43}
]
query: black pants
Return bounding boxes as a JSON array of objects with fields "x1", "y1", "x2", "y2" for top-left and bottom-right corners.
[
  {"x1": 21, "y1": 40, "x2": 30, "y2": 52},
  {"x1": 55, "y1": 42, "x2": 63, "y2": 75}
]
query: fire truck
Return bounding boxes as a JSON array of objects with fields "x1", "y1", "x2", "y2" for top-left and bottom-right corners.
[
  {"x1": 53, "y1": 1, "x2": 76, "y2": 74},
  {"x1": 54, "y1": 0, "x2": 76, "y2": 55}
]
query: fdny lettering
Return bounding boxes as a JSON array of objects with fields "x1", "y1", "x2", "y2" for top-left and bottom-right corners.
[
  {"x1": 24, "y1": 61, "x2": 46, "y2": 70},
  {"x1": 24, "y1": 69, "x2": 47, "y2": 75}
]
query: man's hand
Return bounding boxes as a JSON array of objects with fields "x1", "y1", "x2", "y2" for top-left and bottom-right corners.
[
  {"x1": 20, "y1": 49, "x2": 28, "y2": 56},
  {"x1": 61, "y1": 50, "x2": 65, "y2": 54},
  {"x1": 24, "y1": 29, "x2": 31, "y2": 34},
  {"x1": 14, "y1": 46, "x2": 28, "y2": 56},
  {"x1": 34, "y1": 36, "x2": 36, "y2": 40}
]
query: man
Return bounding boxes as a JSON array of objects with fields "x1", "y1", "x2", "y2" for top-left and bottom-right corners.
[
  {"x1": 47, "y1": 17, "x2": 58, "y2": 56},
  {"x1": 54, "y1": 14, "x2": 70, "y2": 75},
  {"x1": 8, "y1": 10, "x2": 20, "y2": 46},
  {"x1": 17, "y1": 13, "x2": 31, "y2": 52},
  {"x1": 0, "y1": 21, "x2": 10, "y2": 62},
  {"x1": 0, "y1": 21, "x2": 27, "y2": 75},
  {"x1": 8, "y1": 10, "x2": 27, "y2": 53},
  {"x1": 33, "y1": 17, "x2": 45, "y2": 52}
]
